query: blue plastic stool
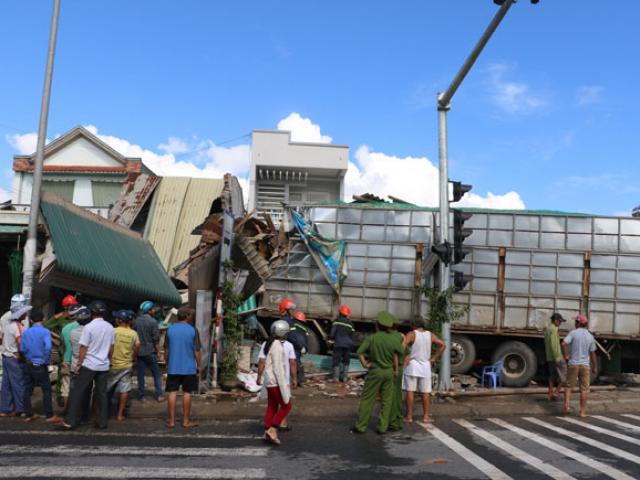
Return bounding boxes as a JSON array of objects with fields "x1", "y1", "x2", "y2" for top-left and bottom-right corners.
[{"x1": 481, "y1": 360, "x2": 504, "y2": 389}]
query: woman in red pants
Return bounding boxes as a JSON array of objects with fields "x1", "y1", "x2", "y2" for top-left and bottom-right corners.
[{"x1": 257, "y1": 319, "x2": 297, "y2": 445}]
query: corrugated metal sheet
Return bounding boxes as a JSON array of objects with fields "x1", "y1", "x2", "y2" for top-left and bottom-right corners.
[
  {"x1": 145, "y1": 177, "x2": 224, "y2": 273},
  {"x1": 39, "y1": 192, "x2": 181, "y2": 306},
  {"x1": 109, "y1": 174, "x2": 160, "y2": 227}
]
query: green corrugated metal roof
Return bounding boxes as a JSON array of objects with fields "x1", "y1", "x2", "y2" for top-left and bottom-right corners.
[
  {"x1": 40, "y1": 193, "x2": 181, "y2": 306},
  {"x1": 145, "y1": 177, "x2": 224, "y2": 273}
]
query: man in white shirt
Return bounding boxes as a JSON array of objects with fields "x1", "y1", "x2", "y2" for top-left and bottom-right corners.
[
  {"x1": 562, "y1": 314, "x2": 597, "y2": 418},
  {"x1": 60, "y1": 301, "x2": 114, "y2": 430},
  {"x1": 0, "y1": 305, "x2": 30, "y2": 417}
]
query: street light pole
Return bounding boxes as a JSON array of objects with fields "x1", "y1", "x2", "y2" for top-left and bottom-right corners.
[
  {"x1": 437, "y1": 0, "x2": 515, "y2": 391},
  {"x1": 22, "y1": 0, "x2": 61, "y2": 303}
]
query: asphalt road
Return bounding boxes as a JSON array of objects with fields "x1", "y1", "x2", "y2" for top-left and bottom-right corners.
[{"x1": 1, "y1": 412, "x2": 640, "y2": 479}]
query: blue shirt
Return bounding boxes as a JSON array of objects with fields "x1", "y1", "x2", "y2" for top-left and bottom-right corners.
[
  {"x1": 166, "y1": 323, "x2": 198, "y2": 375},
  {"x1": 20, "y1": 323, "x2": 52, "y2": 366}
]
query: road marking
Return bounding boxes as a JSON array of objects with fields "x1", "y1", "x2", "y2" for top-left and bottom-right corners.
[
  {"x1": 524, "y1": 417, "x2": 640, "y2": 466},
  {"x1": 0, "y1": 444, "x2": 267, "y2": 457},
  {"x1": 592, "y1": 415, "x2": 640, "y2": 433},
  {"x1": 489, "y1": 418, "x2": 634, "y2": 480},
  {"x1": 559, "y1": 417, "x2": 640, "y2": 446},
  {"x1": 621, "y1": 414, "x2": 640, "y2": 424},
  {"x1": 0, "y1": 429, "x2": 259, "y2": 440},
  {"x1": 418, "y1": 421, "x2": 513, "y2": 480},
  {"x1": 454, "y1": 419, "x2": 576, "y2": 480},
  {"x1": 0, "y1": 467, "x2": 265, "y2": 479}
]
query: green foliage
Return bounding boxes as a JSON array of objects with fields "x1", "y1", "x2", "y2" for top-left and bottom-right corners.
[{"x1": 220, "y1": 269, "x2": 244, "y2": 383}]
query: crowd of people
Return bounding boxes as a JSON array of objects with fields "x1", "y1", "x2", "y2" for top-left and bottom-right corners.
[{"x1": 0, "y1": 294, "x2": 201, "y2": 430}]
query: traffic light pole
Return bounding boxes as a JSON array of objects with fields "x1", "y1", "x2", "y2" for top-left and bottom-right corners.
[
  {"x1": 21, "y1": 0, "x2": 61, "y2": 303},
  {"x1": 436, "y1": 0, "x2": 514, "y2": 391}
]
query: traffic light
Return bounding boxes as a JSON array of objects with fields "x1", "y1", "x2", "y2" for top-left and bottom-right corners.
[
  {"x1": 452, "y1": 209, "x2": 473, "y2": 264},
  {"x1": 453, "y1": 271, "x2": 473, "y2": 292},
  {"x1": 451, "y1": 181, "x2": 472, "y2": 203},
  {"x1": 431, "y1": 241, "x2": 451, "y2": 265}
]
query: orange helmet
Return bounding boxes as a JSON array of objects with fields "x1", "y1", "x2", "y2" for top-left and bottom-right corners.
[
  {"x1": 62, "y1": 295, "x2": 78, "y2": 309},
  {"x1": 339, "y1": 305, "x2": 351, "y2": 317},
  {"x1": 292, "y1": 310, "x2": 306, "y2": 322},
  {"x1": 279, "y1": 298, "x2": 296, "y2": 315}
]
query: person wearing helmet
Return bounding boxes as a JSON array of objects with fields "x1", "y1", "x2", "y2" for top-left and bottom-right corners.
[
  {"x1": 0, "y1": 304, "x2": 30, "y2": 417},
  {"x1": 107, "y1": 310, "x2": 140, "y2": 421},
  {"x1": 351, "y1": 311, "x2": 403, "y2": 435},
  {"x1": 562, "y1": 314, "x2": 597, "y2": 418},
  {"x1": 60, "y1": 300, "x2": 114, "y2": 430},
  {"x1": 133, "y1": 301, "x2": 164, "y2": 402},
  {"x1": 0, "y1": 294, "x2": 27, "y2": 386},
  {"x1": 57, "y1": 305, "x2": 85, "y2": 412},
  {"x1": 66, "y1": 306, "x2": 92, "y2": 422},
  {"x1": 285, "y1": 308, "x2": 309, "y2": 386},
  {"x1": 257, "y1": 319, "x2": 297, "y2": 445},
  {"x1": 328, "y1": 305, "x2": 355, "y2": 383}
]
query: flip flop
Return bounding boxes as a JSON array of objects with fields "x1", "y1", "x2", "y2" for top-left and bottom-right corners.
[{"x1": 264, "y1": 432, "x2": 281, "y2": 446}]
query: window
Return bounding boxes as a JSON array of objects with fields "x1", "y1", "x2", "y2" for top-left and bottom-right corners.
[
  {"x1": 42, "y1": 180, "x2": 74, "y2": 202},
  {"x1": 92, "y1": 181, "x2": 122, "y2": 207}
]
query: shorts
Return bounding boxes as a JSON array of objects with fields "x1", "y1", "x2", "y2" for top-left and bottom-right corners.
[
  {"x1": 547, "y1": 361, "x2": 567, "y2": 385},
  {"x1": 403, "y1": 374, "x2": 432, "y2": 393},
  {"x1": 566, "y1": 365, "x2": 591, "y2": 393},
  {"x1": 60, "y1": 362, "x2": 71, "y2": 397},
  {"x1": 107, "y1": 368, "x2": 133, "y2": 394},
  {"x1": 166, "y1": 374, "x2": 199, "y2": 393}
]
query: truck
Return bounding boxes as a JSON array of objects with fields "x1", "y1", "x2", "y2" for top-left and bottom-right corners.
[{"x1": 256, "y1": 201, "x2": 640, "y2": 387}]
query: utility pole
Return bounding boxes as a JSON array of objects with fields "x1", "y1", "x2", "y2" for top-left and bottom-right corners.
[
  {"x1": 437, "y1": 0, "x2": 516, "y2": 391},
  {"x1": 22, "y1": 0, "x2": 61, "y2": 303}
]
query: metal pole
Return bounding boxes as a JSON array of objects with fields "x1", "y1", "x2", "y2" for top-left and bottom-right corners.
[
  {"x1": 437, "y1": 98, "x2": 452, "y2": 391},
  {"x1": 436, "y1": 0, "x2": 515, "y2": 392},
  {"x1": 22, "y1": 0, "x2": 61, "y2": 303}
]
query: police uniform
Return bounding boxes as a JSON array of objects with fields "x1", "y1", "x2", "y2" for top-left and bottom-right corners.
[
  {"x1": 285, "y1": 314, "x2": 309, "y2": 385},
  {"x1": 353, "y1": 311, "x2": 403, "y2": 434},
  {"x1": 329, "y1": 315, "x2": 355, "y2": 382},
  {"x1": 388, "y1": 329, "x2": 407, "y2": 431}
]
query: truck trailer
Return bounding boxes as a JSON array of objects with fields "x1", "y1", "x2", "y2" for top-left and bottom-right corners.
[{"x1": 257, "y1": 201, "x2": 640, "y2": 387}]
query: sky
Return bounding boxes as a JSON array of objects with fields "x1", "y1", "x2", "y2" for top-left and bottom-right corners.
[{"x1": 1, "y1": 1, "x2": 639, "y2": 215}]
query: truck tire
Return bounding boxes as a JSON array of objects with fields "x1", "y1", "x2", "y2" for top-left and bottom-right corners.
[
  {"x1": 451, "y1": 334, "x2": 476, "y2": 374},
  {"x1": 306, "y1": 329, "x2": 322, "y2": 355},
  {"x1": 491, "y1": 341, "x2": 537, "y2": 387}
]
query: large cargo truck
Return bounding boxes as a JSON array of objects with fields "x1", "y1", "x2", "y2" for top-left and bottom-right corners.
[{"x1": 257, "y1": 202, "x2": 640, "y2": 386}]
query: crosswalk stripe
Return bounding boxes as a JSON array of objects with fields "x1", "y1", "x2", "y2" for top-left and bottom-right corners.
[
  {"x1": 621, "y1": 414, "x2": 640, "y2": 423},
  {"x1": 0, "y1": 467, "x2": 266, "y2": 479},
  {"x1": 418, "y1": 422, "x2": 513, "y2": 480},
  {"x1": 1, "y1": 429, "x2": 259, "y2": 440},
  {"x1": 592, "y1": 416, "x2": 640, "y2": 433},
  {"x1": 0, "y1": 444, "x2": 267, "y2": 457},
  {"x1": 524, "y1": 417, "x2": 640, "y2": 466},
  {"x1": 454, "y1": 419, "x2": 576, "y2": 480},
  {"x1": 559, "y1": 417, "x2": 640, "y2": 446},
  {"x1": 489, "y1": 418, "x2": 635, "y2": 480}
]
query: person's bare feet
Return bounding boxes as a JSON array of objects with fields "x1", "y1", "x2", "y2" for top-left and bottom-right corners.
[
  {"x1": 579, "y1": 411, "x2": 588, "y2": 418},
  {"x1": 562, "y1": 406, "x2": 572, "y2": 416},
  {"x1": 165, "y1": 421, "x2": 175, "y2": 429},
  {"x1": 422, "y1": 416, "x2": 432, "y2": 424},
  {"x1": 44, "y1": 415, "x2": 62, "y2": 424},
  {"x1": 404, "y1": 416, "x2": 413, "y2": 424},
  {"x1": 182, "y1": 421, "x2": 199, "y2": 428},
  {"x1": 115, "y1": 416, "x2": 126, "y2": 422},
  {"x1": 24, "y1": 414, "x2": 40, "y2": 423},
  {"x1": 0, "y1": 412, "x2": 15, "y2": 418}
]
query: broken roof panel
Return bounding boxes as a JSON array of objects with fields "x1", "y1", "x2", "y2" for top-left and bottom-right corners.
[
  {"x1": 39, "y1": 192, "x2": 181, "y2": 306},
  {"x1": 109, "y1": 174, "x2": 161, "y2": 227},
  {"x1": 144, "y1": 177, "x2": 224, "y2": 273}
]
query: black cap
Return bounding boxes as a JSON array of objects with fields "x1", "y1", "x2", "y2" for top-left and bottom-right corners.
[
  {"x1": 550, "y1": 312, "x2": 566, "y2": 323},
  {"x1": 89, "y1": 300, "x2": 107, "y2": 315}
]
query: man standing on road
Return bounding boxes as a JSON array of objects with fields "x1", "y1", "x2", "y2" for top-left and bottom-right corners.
[
  {"x1": 402, "y1": 318, "x2": 445, "y2": 424},
  {"x1": 288, "y1": 311, "x2": 309, "y2": 386},
  {"x1": 21, "y1": 310, "x2": 61, "y2": 423},
  {"x1": 59, "y1": 305, "x2": 83, "y2": 412},
  {"x1": 388, "y1": 319, "x2": 407, "y2": 432},
  {"x1": 562, "y1": 314, "x2": 597, "y2": 418},
  {"x1": 545, "y1": 312, "x2": 567, "y2": 401},
  {"x1": 133, "y1": 301, "x2": 164, "y2": 402},
  {"x1": 108, "y1": 310, "x2": 140, "y2": 421},
  {"x1": 0, "y1": 294, "x2": 27, "y2": 387},
  {"x1": 60, "y1": 301, "x2": 114, "y2": 430},
  {"x1": 328, "y1": 305, "x2": 354, "y2": 383},
  {"x1": 351, "y1": 311, "x2": 403, "y2": 435},
  {"x1": 164, "y1": 306, "x2": 200, "y2": 429},
  {"x1": 0, "y1": 304, "x2": 30, "y2": 418},
  {"x1": 67, "y1": 306, "x2": 92, "y2": 423}
]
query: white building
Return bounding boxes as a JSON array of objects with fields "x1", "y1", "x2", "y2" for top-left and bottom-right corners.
[
  {"x1": 12, "y1": 126, "x2": 148, "y2": 217},
  {"x1": 248, "y1": 129, "x2": 349, "y2": 223}
]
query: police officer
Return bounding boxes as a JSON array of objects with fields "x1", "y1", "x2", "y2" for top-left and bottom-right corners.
[
  {"x1": 329, "y1": 305, "x2": 355, "y2": 382},
  {"x1": 388, "y1": 318, "x2": 408, "y2": 431},
  {"x1": 351, "y1": 311, "x2": 403, "y2": 434},
  {"x1": 288, "y1": 311, "x2": 309, "y2": 386}
]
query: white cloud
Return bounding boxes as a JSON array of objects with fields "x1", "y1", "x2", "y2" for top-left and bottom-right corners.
[
  {"x1": 346, "y1": 145, "x2": 525, "y2": 210},
  {"x1": 576, "y1": 85, "x2": 603, "y2": 106},
  {"x1": 158, "y1": 136, "x2": 189, "y2": 155},
  {"x1": 6, "y1": 132, "x2": 39, "y2": 155},
  {"x1": 277, "y1": 112, "x2": 332, "y2": 143},
  {"x1": 487, "y1": 64, "x2": 547, "y2": 114}
]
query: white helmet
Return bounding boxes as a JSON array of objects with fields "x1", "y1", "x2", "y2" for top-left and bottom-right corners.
[
  {"x1": 270, "y1": 320, "x2": 290, "y2": 339},
  {"x1": 10, "y1": 294, "x2": 27, "y2": 313}
]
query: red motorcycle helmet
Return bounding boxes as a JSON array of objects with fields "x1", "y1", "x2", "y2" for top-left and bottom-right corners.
[
  {"x1": 339, "y1": 305, "x2": 351, "y2": 317},
  {"x1": 62, "y1": 295, "x2": 78, "y2": 309},
  {"x1": 292, "y1": 310, "x2": 306, "y2": 322},
  {"x1": 279, "y1": 298, "x2": 296, "y2": 315}
]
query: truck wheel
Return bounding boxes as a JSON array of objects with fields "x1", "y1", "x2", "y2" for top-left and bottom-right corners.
[
  {"x1": 491, "y1": 341, "x2": 537, "y2": 387},
  {"x1": 451, "y1": 334, "x2": 476, "y2": 374},
  {"x1": 306, "y1": 329, "x2": 322, "y2": 355}
]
